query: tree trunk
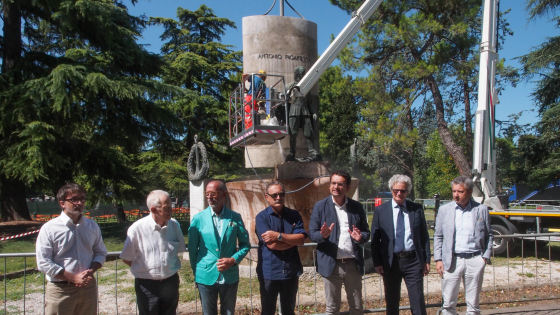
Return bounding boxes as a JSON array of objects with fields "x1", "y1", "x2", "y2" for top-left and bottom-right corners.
[
  {"x1": 425, "y1": 74, "x2": 472, "y2": 176},
  {"x1": 0, "y1": 2, "x2": 30, "y2": 222},
  {"x1": 463, "y1": 81, "x2": 473, "y2": 160},
  {"x1": 116, "y1": 203, "x2": 127, "y2": 223},
  {"x1": 1, "y1": 177, "x2": 32, "y2": 221},
  {"x1": 2, "y1": 0, "x2": 22, "y2": 75}
]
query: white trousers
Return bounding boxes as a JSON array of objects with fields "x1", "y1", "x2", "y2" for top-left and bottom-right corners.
[{"x1": 441, "y1": 255, "x2": 486, "y2": 315}]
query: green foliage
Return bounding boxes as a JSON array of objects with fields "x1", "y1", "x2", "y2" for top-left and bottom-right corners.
[
  {"x1": 329, "y1": 0, "x2": 519, "y2": 196},
  {"x1": 330, "y1": 0, "x2": 485, "y2": 188},
  {"x1": 0, "y1": 0, "x2": 183, "y2": 219},
  {"x1": 318, "y1": 66, "x2": 358, "y2": 169},
  {"x1": 495, "y1": 137, "x2": 516, "y2": 188},
  {"x1": 0, "y1": 2, "x2": 250, "y2": 219},
  {"x1": 425, "y1": 129, "x2": 458, "y2": 199},
  {"x1": 517, "y1": 0, "x2": 560, "y2": 186},
  {"x1": 152, "y1": 5, "x2": 246, "y2": 184}
]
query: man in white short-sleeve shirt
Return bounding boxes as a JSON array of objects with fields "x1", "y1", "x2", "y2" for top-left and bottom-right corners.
[{"x1": 120, "y1": 190, "x2": 186, "y2": 315}]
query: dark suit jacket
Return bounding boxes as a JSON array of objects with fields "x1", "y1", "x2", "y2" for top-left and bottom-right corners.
[
  {"x1": 309, "y1": 196, "x2": 370, "y2": 278},
  {"x1": 371, "y1": 200, "x2": 431, "y2": 268}
]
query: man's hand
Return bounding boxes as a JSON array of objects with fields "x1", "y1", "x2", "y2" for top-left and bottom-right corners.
[
  {"x1": 423, "y1": 263, "x2": 430, "y2": 276},
  {"x1": 436, "y1": 261, "x2": 444, "y2": 277},
  {"x1": 217, "y1": 257, "x2": 236, "y2": 272},
  {"x1": 261, "y1": 230, "x2": 280, "y2": 243},
  {"x1": 349, "y1": 225, "x2": 362, "y2": 242},
  {"x1": 320, "y1": 222, "x2": 335, "y2": 239},
  {"x1": 64, "y1": 270, "x2": 93, "y2": 287},
  {"x1": 375, "y1": 265, "x2": 384, "y2": 275}
]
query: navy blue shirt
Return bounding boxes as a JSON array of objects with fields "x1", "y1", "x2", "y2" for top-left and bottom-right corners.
[{"x1": 255, "y1": 206, "x2": 307, "y2": 280}]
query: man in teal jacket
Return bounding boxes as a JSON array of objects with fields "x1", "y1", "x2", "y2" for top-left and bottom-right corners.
[{"x1": 188, "y1": 180, "x2": 251, "y2": 315}]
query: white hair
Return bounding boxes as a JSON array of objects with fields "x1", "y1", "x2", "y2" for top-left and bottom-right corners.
[
  {"x1": 388, "y1": 174, "x2": 412, "y2": 193},
  {"x1": 146, "y1": 190, "x2": 170, "y2": 210}
]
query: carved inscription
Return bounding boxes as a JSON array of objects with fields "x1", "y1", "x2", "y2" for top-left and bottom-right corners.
[{"x1": 258, "y1": 53, "x2": 311, "y2": 63}]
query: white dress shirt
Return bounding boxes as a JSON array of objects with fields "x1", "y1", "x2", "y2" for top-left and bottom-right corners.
[
  {"x1": 120, "y1": 215, "x2": 186, "y2": 280},
  {"x1": 392, "y1": 199, "x2": 415, "y2": 252},
  {"x1": 36, "y1": 211, "x2": 107, "y2": 282},
  {"x1": 333, "y1": 197, "x2": 355, "y2": 259}
]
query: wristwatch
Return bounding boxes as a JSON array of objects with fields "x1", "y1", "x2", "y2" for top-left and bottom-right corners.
[{"x1": 277, "y1": 232, "x2": 283, "y2": 241}]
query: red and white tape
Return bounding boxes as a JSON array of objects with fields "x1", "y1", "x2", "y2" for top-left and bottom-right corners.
[
  {"x1": 0, "y1": 229, "x2": 40, "y2": 241},
  {"x1": 254, "y1": 129, "x2": 287, "y2": 134}
]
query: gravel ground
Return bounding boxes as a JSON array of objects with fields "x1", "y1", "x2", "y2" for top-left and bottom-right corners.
[{"x1": 3, "y1": 259, "x2": 560, "y2": 314}]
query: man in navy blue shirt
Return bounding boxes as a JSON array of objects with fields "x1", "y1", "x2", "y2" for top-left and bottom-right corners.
[{"x1": 255, "y1": 181, "x2": 307, "y2": 315}]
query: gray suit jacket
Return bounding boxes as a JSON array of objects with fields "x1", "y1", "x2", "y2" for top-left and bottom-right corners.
[{"x1": 433, "y1": 199, "x2": 493, "y2": 271}]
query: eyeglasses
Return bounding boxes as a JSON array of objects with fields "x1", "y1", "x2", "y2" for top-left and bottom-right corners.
[
  {"x1": 266, "y1": 192, "x2": 285, "y2": 199},
  {"x1": 392, "y1": 189, "x2": 408, "y2": 195},
  {"x1": 205, "y1": 192, "x2": 220, "y2": 198},
  {"x1": 64, "y1": 198, "x2": 86, "y2": 204}
]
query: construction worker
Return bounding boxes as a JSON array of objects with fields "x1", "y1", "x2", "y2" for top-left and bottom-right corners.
[{"x1": 243, "y1": 70, "x2": 266, "y2": 129}]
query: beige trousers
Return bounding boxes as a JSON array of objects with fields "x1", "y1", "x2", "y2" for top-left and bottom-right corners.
[
  {"x1": 441, "y1": 255, "x2": 486, "y2": 315},
  {"x1": 45, "y1": 280, "x2": 97, "y2": 315}
]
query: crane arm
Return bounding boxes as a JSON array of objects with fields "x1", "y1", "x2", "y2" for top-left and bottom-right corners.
[
  {"x1": 295, "y1": 0, "x2": 383, "y2": 96},
  {"x1": 472, "y1": 0, "x2": 501, "y2": 209}
]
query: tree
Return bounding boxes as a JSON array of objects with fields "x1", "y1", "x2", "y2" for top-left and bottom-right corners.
[
  {"x1": 0, "y1": 0, "x2": 180, "y2": 220},
  {"x1": 331, "y1": 0, "x2": 480, "y2": 176},
  {"x1": 425, "y1": 129, "x2": 459, "y2": 199},
  {"x1": 152, "y1": 5, "x2": 246, "y2": 183},
  {"x1": 330, "y1": 0, "x2": 517, "y2": 181},
  {"x1": 518, "y1": 0, "x2": 560, "y2": 186},
  {"x1": 318, "y1": 66, "x2": 359, "y2": 169}
]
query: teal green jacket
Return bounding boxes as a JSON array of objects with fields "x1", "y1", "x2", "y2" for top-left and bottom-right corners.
[{"x1": 188, "y1": 206, "x2": 250, "y2": 285}]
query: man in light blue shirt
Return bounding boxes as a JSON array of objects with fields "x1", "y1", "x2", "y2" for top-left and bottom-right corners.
[{"x1": 434, "y1": 176, "x2": 492, "y2": 315}]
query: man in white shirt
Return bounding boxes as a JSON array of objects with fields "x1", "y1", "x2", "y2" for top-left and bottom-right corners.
[
  {"x1": 308, "y1": 170, "x2": 370, "y2": 314},
  {"x1": 36, "y1": 183, "x2": 107, "y2": 315},
  {"x1": 121, "y1": 190, "x2": 186, "y2": 315}
]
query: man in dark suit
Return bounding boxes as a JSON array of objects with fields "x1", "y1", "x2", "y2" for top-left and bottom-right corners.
[
  {"x1": 371, "y1": 174, "x2": 430, "y2": 315},
  {"x1": 309, "y1": 170, "x2": 370, "y2": 315}
]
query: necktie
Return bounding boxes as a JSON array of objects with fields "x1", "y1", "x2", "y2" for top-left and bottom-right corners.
[{"x1": 394, "y1": 206, "x2": 405, "y2": 253}]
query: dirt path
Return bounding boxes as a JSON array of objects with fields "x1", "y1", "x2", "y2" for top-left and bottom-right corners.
[{"x1": 4, "y1": 260, "x2": 560, "y2": 314}]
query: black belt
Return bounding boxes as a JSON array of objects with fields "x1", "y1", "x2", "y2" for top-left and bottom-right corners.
[
  {"x1": 395, "y1": 250, "x2": 416, "y2": 258},
  {"x1": 50, "y1": 281, "x2": 72, "y2": 286},
  {"x1": 454, "y1": 251, "x2": 481, "y2": 259},
  {"x1": 137, "y1": 272, "x2": 178, "y2": 282},
  {"x1": 336, "y1": 257, "x2": 355, "y2": 264}
]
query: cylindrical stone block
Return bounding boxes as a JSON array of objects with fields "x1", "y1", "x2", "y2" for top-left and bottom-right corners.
[{"x1": 242, "y1": 15, "x2": 319, "y2": 167}]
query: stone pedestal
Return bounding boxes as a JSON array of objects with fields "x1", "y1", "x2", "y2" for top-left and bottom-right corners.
[
  {"x1": 189, "y1": 180, "x2": 208, "y2": 222},
  {"x1": 275, "y1": 160, "x2": 330, "y2": 180}
]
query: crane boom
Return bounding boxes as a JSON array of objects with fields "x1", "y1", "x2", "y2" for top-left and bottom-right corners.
[
  {"x1": 472, "y1": 0, "x2": 502, "y2": 210},
  {"x1": 295, "y1": 0, "x2": 383, "y2": 96}
]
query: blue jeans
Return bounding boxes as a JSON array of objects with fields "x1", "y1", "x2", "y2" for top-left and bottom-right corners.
[{"x1": 197, "y1": 282, "x2": 238, "y2": 315}]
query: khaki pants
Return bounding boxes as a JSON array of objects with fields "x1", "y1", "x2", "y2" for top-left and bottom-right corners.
[
  {"x1": 323, "y1": 259, "x2": 363, "y2": 315},
  {"x1": 45, "y1": 280, "x2": 97, "y2": 315}
]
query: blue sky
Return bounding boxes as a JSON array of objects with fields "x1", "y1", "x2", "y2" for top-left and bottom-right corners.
[{"x1": 128, "y1": 0, "x2": 559, "y2": 129}]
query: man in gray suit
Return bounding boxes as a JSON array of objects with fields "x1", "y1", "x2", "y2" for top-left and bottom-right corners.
[{"x1": 434, "y1": 176, "x2": 493, "y2": 315}]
